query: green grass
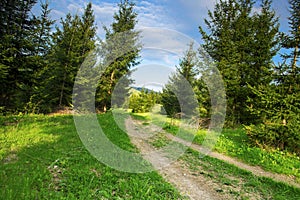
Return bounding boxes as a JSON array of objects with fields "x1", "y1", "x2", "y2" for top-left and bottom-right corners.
[
  {"x1": 148, "y1": 132, "x2": 170, "y2": 148},
  {"x1": 0, "y1": 113, "x2": 183, "y2": 199},
  {"x1": 181, "y1": 148, "x2": 300, "y2": 200},
  {"x1": 215, "y1": 128, "x2": 300, "y2": 181},
  {"x1": 131, "y1": 112, "x2": 300, "y2": 181}
]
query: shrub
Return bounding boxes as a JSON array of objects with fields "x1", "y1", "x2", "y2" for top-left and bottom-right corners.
[{"x1": 245, "y1": 115, "x2": 300, "y2": 155}]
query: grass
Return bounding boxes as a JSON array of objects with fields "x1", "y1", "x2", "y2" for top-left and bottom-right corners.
[
  {"x1": 0, "y1": 113, "x2": 183, "y2": 199},
  {"x1": 215, "y1": 128, "x2": 300, "y2": 181},
  {"x1": 181, "y1": 148, "x2": 300, "y2": 200},
  {"x1": 148, "y1": 132, "x2": 170, "y2": 148},
  {"x1": 131, "y1": 112, "x2": 300, "y2": 182}
]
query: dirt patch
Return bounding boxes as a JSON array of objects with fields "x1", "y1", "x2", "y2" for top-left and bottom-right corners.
[
  {"x1": 2, "y1": 153, "x2": 18, "y2": 164},
  {"x1": 135, "y1": 118, "x2": 300, "y2": 189},
  {"x1": 126, "y1": 117, "x2": 300, "y2": 200},
  {"x1": 48, "y1": 160, "x2": 64, "y2": 191}
]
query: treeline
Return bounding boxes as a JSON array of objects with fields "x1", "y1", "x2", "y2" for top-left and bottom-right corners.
[
  {"x1": 0, "y1": 0, "x2": 139, "y2": 114},
  {"x1": 161, "y1": 0, "x2": 299, "y2": 154}
]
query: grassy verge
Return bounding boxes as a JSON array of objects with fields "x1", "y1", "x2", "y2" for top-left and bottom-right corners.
[
  {"x1": 0, "y1": 113, "x2": 183, "y2": 199},
  {"x1": 131, "y1": 112, "x2": 300, "y2": 182}
]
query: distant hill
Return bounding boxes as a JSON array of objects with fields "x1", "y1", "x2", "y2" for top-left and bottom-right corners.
[{"x1": 131, "y1": 86, "x2": 158, "y2": 93}]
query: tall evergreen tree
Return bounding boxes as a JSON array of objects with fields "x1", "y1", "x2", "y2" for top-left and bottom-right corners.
[
  {"x1": 199, "y1": 0, "x2": 280, "y2": 124},
  {"x1": 282, "y1": 0, "x2": 300, "y2": 87},
  {"x1": 96, "y1": 0, "x2": 140, "y2": 112},
  {"x1": 25, "y1": 1, "x2": 55, "y2": 112},
  {"x1": 0, "y1": 0, "x2": 38, "y2": 112},
  {"x1": 39, "y1": 3, "x2": 96, "y2": 112},
  {"x1": 245, "y1": 0, "x2": 300, "y2": 154}
]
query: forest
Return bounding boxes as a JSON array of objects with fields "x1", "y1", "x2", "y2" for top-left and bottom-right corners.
[{"x1": 1, "y1": 0, "x2": 299, "y2": 155}]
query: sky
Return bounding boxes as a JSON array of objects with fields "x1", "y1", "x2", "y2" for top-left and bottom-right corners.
[{"x1": 32, "y1": 0, "x2": 291, "y2": 91}]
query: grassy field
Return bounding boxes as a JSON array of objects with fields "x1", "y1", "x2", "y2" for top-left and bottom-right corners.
[
  {"x1": 131, "y1": 113, "x2": 300, "y2": 182},
  {"x1": 0, "y1": 113, "x2": 183, "y2": 199}
]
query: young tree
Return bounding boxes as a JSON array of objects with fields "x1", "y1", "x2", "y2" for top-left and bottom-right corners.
[
  {"x1": 96, "y1": 0, "x2": 140, "y2": 112},
  {"x1": 129, "y1": 89, "x2": 158, "y2": 113},
  {"x1": 161, "y1": 43, "x2": 198, "y2": 118}
]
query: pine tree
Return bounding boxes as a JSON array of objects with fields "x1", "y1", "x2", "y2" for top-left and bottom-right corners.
[
  {"x1": 199, "y1": 0, "x2": 280, "y2": 125},
  {"x1": 0, "y1": 0, "x2": 38, "y2": 112},
  {"x1": 161, "y1": 43, "x2": 198, "y2": 118},
  {"x1": 282, "y1": 0, "x2": 300, "y2": 88},
  {"x1": 96, "y1": 0, "x2": 140, "y2": 112},
  {"x1": 40, "y1": 3, "x2": 96, "y2": 112},
  {"x1": 245, "y1": 0, "x2": 300, "y2": 154},
  {"x1": 25, "y1": 1, "x2": 55, "y2": 112}
]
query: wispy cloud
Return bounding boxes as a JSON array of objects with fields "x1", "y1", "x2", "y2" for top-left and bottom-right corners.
[
  {"x1": 92, "y1": 2, "x2": 118, "y2": 37},
  {"x1": 136, "y1": 1, "x2": 176, "y2": 29}
]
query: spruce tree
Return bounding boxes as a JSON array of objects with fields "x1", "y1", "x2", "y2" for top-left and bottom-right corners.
[
  {"x1": 25, "y1": 1, "x2": 55, "y2": 112},
  {"x1": 40, "y1": 3, "x2": 96, "y2": 112},
  {"x1": 199, "y1": 0, "x2": 280, "y2": 125},
  {"x1": 161, "y1": 43, "x2": 198, "y2": 118},
  {"x1": 245, "y1": 0, "x2": 300, "y2": 154},
  {"x1": 96, "y1": 0, "x2": 140, "y2": 112},
  {"x1": 0, "y1": 0, "x2": 38, "y2": 112}
]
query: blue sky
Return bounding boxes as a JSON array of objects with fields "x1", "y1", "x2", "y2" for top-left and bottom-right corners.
[
  {"x1": 33, "y1": 0, "x2": 290, "y2": 39},
  {"x1": 32, "y1": 0, "x2": 291, "y2": 90}
]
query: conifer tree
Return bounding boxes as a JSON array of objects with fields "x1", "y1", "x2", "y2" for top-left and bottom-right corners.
[
  {"x1": 245, "y1": 0, "x2": 300, "y2": 154},
  {"x1": 96, "y1": 0, "x2": 140, "y2": 112},
  {"x1": 25, "y1": 1, "x2": 55, "y2": 112},
  {"x1": 199, "y1": 0, "x2": 280, "y2": 124},
  {"x1": 161, "y1": 43, "x2": 198, "y2": 118},
  {"x1": 0, "y1": 0, "x2": 38, "y2": 111},
  {"x1": 40, "y1": 3, "x2": 96, "y2": 112},
  {"x1": 282, "y1": 0, "x2": 300, "y2": 87}
]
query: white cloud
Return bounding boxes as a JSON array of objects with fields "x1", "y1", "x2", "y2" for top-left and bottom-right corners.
[
  {"x1": 67, "y1": 3, "x2": 84, "y2": 14},
  {"x1": 136, "y1": 1, "x2": 179, "y2": 29},
  {"x1": 136, "y1": 27, "x2": 202, "y2": 73},
  {"x1": 92, "y1": 3, "x2": 117, "y2": 37},
  {"x1": 130, "y1": 64, "x2": 175, "y2": 90},
  {"x1": 178, "y1": 0, "x2": 216, "y2": 18},
  {"x1": 50, "y1": 9, "x2": 66, "y2": 21},
  {"x1": 140, "y1": 28, "x2": 198, "y2": 55}
]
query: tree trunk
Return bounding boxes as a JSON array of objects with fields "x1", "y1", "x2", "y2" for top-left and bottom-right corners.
[{"x1": 59, "y1": 69, "x2": 67, "y2": 107}]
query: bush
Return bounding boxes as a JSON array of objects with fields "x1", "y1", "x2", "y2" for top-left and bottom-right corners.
[
  {"x1": 245, "y1": 115, "x2": 300, "y2": 155},
  {"x1": 129, "y1": 89, "x2": 158, "y2": 113}
]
